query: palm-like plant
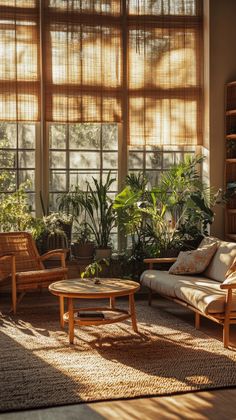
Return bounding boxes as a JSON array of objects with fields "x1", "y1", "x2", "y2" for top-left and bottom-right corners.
[{"x1": 78, "y1": 172, "x2": 116, "y2": 248}]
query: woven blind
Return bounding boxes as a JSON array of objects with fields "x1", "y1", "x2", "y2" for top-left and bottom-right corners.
[
  {"x1": 44, "y1": 1, "x2": 122, "y2": 122},
  {"x1": 127, "y1": 0, "x2": 203, "y2": 146},
  {"x1": 0, "y1": 0, "x2": 203, "y2": 146},
  {"x1": 0, "y1": 1, "x2": 40, "y2": 122}
]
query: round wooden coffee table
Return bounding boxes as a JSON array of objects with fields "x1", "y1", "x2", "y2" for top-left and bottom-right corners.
[{"x1": 49, "y1": 278, "x2": 140, "y2": 344}]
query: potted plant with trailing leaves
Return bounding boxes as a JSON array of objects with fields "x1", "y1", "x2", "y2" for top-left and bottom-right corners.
[{"x1": 113, "y1": 155, "x2": 221, "y2": 261}]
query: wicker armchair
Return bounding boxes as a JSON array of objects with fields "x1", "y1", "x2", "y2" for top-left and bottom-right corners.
[{"x1": 0, "y1": 231, "x2": 68, "y2": 313}]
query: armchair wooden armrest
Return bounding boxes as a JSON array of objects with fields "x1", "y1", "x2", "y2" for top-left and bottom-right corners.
[
  {"x1": 0, "y1": 254, "x2": 16, "y2": 283},
  {"x1": 0, "y1": 254, "x2": 15, "y2": 262},
  {"x1": 40, "y1": 249, "x2": 68, "y2": 268},
  {"x1": 143, "y1": 257, "x2": 177, "y2": 269}
]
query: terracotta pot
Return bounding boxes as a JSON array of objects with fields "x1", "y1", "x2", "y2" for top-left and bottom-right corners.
[
  {"x1": 72, "y1": 241, "x2": 95, "y2": 258},
  {"x1": 95, "y1": 247, "x2": 112, "y2": 260}
]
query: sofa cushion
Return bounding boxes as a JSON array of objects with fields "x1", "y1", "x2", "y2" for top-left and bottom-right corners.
[
  {"x1": 140, "y1": 270, "x2": 211, "y2": 301},
  {"x1": 204, "y1": 241, "x2": 236, "y2": 282},
  {"x1": 140, "y1": 270, "x2": 182, "y2": 298},
  {"x1": 174, "y1": 277, "x2": 236, "y2": 314},
  {"x1": 168, "y1": 242, "x2": 218, "y2": 275}
]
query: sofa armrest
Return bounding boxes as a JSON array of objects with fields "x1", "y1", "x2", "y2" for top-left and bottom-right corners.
[
  {"x1": 220, "y1": 282, "x2": 236, "y2": 290},
  {"x1": 143, "y1": 257, "x2": 177, "y2": 269}
]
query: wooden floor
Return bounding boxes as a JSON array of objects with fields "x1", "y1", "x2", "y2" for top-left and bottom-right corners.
[{"x1": 1, "y1": 292, "x2": 236, "y2": 420}]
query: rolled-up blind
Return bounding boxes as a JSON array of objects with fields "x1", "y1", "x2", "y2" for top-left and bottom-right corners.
[
  {"x1": 0, "y1": 0, "x2": 203, "y2": 146},
  {"x1": 127, "y1": 0, "x2": 203, "y2": 146},
  {"x1": 43, "y1": 0, "x2": 122, "y2": 123},
  {"x1": 0, "y1": 1, "x2": 40, "y2": 121}
]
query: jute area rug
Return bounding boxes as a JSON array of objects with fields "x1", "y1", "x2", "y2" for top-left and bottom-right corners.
[{"x1": 1, "y1": 299, "x2": 236, "y2": 413}]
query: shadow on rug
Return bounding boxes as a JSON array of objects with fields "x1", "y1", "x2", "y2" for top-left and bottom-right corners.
[{"x1": 0, "y1": 300, "x2": 236, "y2": 412}]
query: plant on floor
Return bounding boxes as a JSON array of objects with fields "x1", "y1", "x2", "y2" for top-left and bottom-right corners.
[
  {"x1": 41, "y1": 212, "x2": 73, "y2": 251},
  {"x1": 74, "y1": 172, "x2": 117, "y2": 256},
  {"x1": 114, "y1": 155, "x2": 221, "y2": 258},
  {"x1": 58, "y1": 173, "x2": 116, "y2": 258}
]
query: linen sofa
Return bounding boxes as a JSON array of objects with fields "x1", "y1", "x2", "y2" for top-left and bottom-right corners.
[{"x1": 140, "y1": 237, "x2": 236, "y2": 348}]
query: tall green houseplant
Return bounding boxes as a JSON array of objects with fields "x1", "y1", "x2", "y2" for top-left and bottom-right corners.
[
  {"x1": 79, "y1": 172, "x2": 116, "y2": 257},
  {"x1": 114, "y1": 155, "x2": 219, "y2": 258}
]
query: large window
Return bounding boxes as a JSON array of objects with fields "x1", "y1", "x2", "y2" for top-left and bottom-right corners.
[
  {"x1": 0, "y1": 0, "x2": 203, "y2": 217},
  {"x1": 0, "y1": 123, "x2": 36, "y2": 209},
  {"x1": 49, "y1": 123, "x2": 118, "y2": 210}
]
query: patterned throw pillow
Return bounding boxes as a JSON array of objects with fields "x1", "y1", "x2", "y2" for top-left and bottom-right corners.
[{"x1": 168, "y1": 242, "x2": 218, "y2": 275}]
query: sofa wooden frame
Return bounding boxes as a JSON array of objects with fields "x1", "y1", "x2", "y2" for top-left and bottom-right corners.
[{"x1": 144, "y1": 258, "x2": 236, "y2": 349}]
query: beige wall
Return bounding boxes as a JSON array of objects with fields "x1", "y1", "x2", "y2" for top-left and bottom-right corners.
[{"x1": 204, "y1": 0, "x2": 236, "y2": 239}]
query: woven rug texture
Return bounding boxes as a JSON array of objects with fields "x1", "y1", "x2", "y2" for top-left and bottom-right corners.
[{"x1": 1, "y1": 300, "x2": 236, "y2": 412}]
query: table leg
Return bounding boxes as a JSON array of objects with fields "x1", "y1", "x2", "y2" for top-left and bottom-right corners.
[
  {"x1": 68, "y1": 297, "x2": 74, "y2": 344},
  {"x1": 129, "y1": 293, "x2": 138, "y2": 332},
  {"x1": 110, "y1": 296, "x2": 115, "y2": 309},
  {"x1": 59, "y1": 296, "x2": 65, "y2": 328}
]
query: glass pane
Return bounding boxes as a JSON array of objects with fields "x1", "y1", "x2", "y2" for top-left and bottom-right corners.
[
  {"x1": 26, "y1": 193, "x2": 35, "y2": 211},
  {"x1": 48, "y1": 0, "x2": 121, "y2": 15},
  {"x1": 103, "y1": 152, "x2": 118, "y2": 169},
  {"x1": 49, "y1": 124, "x2": 67, "y2": 149},
  {"x1": 110, "y1": 233, "x2": 118, "y2": 250},
  {"x1": 146, "y1": 170, "x2": 161, "y2": 187},
  {"x1": 0, "y1": 123, "x2": 16, "y2": 148},
  {"x1": 49, "y1": 193, "x2": 62, "y2": 212},
  {"x1": 70, "y1": 151, "x2": 100, "y2": 169},
  {"x1": 128, "y1": 152, "x2": 144, "y2": 170},
  {"x1": 50, "y1": 151, "x2": 66, "y2": 168},
  {"x1": 0, "y1": 1, "x2": 37, "y2": 6},
  {"x1": 146, "y1": 151, "x2": 162, "y2": 169},
  {"x1": 18, "y1": 124, "x2": 35, "y2": 149},
  {"x1": 102, "y1": 124, "x2": 118, "y2": 150},
  {"x1": 19, "y1": 151, "x2": 35, "y2": 168},
  {"x1": 69, "y1": 171, "x2": 100, "y2": 190},
  {"x1": 0, "y1": 150, "x2": 16, "y2": 168},
  {"x1": 102, "y1": 171, "x2": 118, "y2": 190},
  {"x1": 163, "y1": 152, "x2": 175, "y2": 168},
  {"x1": 18, "y1": 170, "x2": 35, "y2": 189},
  {"x1": 0, "y1": 170, "x2": 16, "y2": 191},
  {"x1": 69, "y1": 124, "x2": 100, "y2": 149},
  {"x1": 50, "y1": 170, "x2": 67, "y2": 191},
  {"x1": 128, "y1": 0, "x2": 197, "y2": 16}
]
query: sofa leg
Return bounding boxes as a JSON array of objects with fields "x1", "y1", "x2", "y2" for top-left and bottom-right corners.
[
  {"x1": 148, "y1": 289, "x2": 152, "y2": 306},
  {"x1": 12, "y1": 290, "x2": 17, "y2": 314},
  {"x1": 223, "y1": 321, "x2": 230, "y2": 348},
  {"x1": 195, "y1": 312, "x2": 200, "y2": 329}
]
